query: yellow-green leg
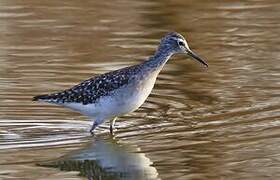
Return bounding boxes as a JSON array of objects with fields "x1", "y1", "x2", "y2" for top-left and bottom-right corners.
[{"x1": 110, "y1": 117, "x2": 117, "y2": 134}]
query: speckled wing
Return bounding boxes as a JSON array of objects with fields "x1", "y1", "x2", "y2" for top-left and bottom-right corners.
[{"x1": 33, "y1": 64, "x2": 142, "y2": 105}]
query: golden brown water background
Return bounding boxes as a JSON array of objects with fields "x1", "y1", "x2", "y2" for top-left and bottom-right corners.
[{"x1": 0, "y1": 0, "x2": 280, "y2": 179}]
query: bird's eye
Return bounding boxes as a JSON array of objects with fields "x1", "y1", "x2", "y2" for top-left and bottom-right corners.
[{"x1": 178, "y1": 41, "x2": 184, "y2": 46}]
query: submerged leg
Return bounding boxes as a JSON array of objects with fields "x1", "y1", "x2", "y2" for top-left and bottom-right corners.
[
  {"x1": 110, "y1": 117, "x2": 117, "y2": 134},
  {"x1": 89, "y1": 121, "x2": 98, "y2": 135},
  {"x1": 89, "y1": 118, "x2": 104, "y2": 135}
]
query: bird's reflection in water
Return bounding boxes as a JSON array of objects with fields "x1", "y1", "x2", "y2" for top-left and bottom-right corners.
[{"x1": 39, "y1": 135, "x2": 159, "y2": 180}]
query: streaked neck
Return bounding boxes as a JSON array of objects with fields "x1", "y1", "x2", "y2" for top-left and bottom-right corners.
[{"x1": 144, "y1": 46, "x2": 173, "y2": 70}]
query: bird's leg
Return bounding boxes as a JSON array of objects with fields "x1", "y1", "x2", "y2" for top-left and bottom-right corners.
[
  {"x1": 110, "y1": 117, "x2": 117, "y2": 134},
  {"x1": 89, "y1": 121, "x2": 98, "y2": 135}
]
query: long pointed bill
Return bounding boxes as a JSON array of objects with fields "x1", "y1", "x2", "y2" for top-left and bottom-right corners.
[{"x1": 187, "y1": 49, "x2": 208, "y2": 67}]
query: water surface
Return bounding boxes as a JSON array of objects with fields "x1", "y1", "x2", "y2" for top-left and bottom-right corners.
[{"x1": 0, "y1": 0, "x2": 280, "y2": 179}]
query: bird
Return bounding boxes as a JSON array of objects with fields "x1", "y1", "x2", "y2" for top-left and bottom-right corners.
[{"x1": 33, "y1": 32, "x2": 208, "y2": 134}]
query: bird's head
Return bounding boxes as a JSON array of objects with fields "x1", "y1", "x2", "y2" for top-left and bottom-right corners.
[{"x1": 159, "y1": 32, "x2": 208, "y2": 67}]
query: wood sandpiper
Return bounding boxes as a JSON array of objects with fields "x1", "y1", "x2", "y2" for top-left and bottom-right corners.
[{"x1": 33, "y1": 32, "x2": 208, "y2": 134}]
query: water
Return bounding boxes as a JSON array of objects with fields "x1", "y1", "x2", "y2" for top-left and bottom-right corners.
[{"x1": 0, "y1": 0, "x2": 279, "y2": 179}]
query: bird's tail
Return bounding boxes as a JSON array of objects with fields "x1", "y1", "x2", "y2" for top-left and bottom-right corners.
[{"x1": 32, "y1": 94, "x2": 58, "y2": 103}]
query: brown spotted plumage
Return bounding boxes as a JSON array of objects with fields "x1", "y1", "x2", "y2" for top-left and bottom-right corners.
[{"x1": 33, "y1": 64, "x2": 143, "y2": 105}]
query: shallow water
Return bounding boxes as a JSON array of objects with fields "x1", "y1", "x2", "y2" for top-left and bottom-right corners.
[{"x1": 0, "y1": 0, "x2": 280, "y2": 179}]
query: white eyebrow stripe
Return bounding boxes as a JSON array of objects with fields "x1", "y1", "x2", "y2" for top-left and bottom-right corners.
[
  {"x1": 178, "y1": 39, "x2": 189, "y2": 48},
  {"x1": 178, "y1": 39, "x2": 185, "y2": 44},
  {"x1": 170, "y1": 37, "x2": 190, "y2": 49}
]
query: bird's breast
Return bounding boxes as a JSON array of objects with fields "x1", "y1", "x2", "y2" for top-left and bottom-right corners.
[{"x1": 102, "y1": 70, "x2": 159, "y2": 117}]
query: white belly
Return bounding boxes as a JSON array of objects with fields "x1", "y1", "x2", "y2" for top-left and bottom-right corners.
[{"x1": 64, "y1": 71, "x2": 158, "y2": 121}]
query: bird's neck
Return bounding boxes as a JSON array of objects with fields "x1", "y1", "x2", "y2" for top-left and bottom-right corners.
[{"x1": 144, "y1": 47, "x2": 173, "y2": 71}]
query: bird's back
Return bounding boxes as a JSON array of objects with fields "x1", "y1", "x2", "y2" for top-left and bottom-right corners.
[{"x1": 33, "y1": 63, "x2": 144, "y2": 105}]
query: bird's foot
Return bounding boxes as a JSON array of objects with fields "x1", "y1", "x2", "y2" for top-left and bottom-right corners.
[{"x1": 89, "y1": 129, "x2": 95, "y2": 136}]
